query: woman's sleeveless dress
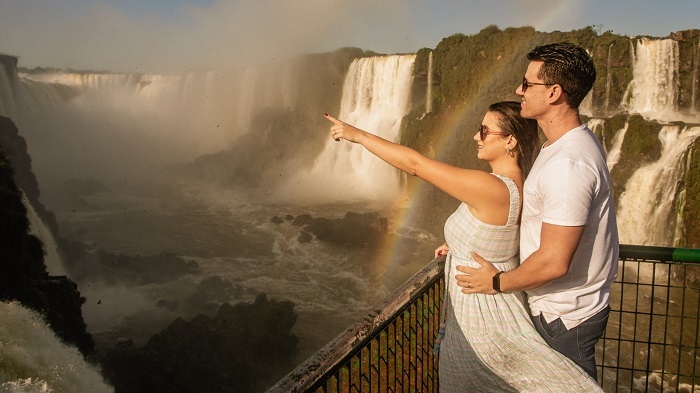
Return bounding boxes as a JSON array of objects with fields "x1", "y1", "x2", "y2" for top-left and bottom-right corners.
[{"x1": 437, "y1": 174, "x2": 602, "y2": 392}]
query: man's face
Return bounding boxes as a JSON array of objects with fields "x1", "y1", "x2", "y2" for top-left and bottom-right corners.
[{"x1": 516, "y1": 61, "x2": 549, "y2": 120}]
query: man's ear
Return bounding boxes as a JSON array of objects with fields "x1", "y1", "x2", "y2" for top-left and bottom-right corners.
[{"x1": 549, "y1": 84, "x2": 566, "y2": 103}]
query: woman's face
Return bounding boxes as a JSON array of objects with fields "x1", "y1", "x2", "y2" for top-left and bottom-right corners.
[{"x1": 473, "y1": 111, "x2": 509, "y2": 161}]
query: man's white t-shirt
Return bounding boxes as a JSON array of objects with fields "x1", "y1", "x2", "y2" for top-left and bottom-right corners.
[{"x1": 521, "y1": 124, "x2": 619, "y2": 329}]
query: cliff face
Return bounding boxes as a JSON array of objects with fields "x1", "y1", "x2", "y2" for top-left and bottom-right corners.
[
  {"x1": 0, "y1": 115, "x2": 94, "y2": 356},
  {"x1": 0, "y1": 54, "x2": 18, "y2": 79},
  {"x1": 404, "y1": 27, "x2": 700, "y2": 246}
]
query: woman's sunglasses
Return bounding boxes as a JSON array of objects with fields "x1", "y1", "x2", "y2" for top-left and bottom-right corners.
[{"x1": 479, "y1": 125, "x2": 509, "y2": 141}]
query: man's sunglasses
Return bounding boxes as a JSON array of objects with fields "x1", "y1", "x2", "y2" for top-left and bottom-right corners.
[
  {"x1": 479, "y1": 125, "x2": 509, "y2": 141},
  {"x1": 521, "y1": 77, "x2": 552, "y2": 93},
  {"x1": 521, "y1": 77, "x2": 568, "y2": 95}
]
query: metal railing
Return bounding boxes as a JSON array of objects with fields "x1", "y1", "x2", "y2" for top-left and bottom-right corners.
[
  {"x1": 600, "y1": 245, "x2": 700, "y2": 392},
  {"x1": 268, "y1": 245, "x2": 700, "y2": 393}
]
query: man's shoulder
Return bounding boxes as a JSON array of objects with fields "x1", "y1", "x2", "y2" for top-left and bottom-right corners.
[{"x1": 556, "y1": 126, "x2": 605, "y2": 159}]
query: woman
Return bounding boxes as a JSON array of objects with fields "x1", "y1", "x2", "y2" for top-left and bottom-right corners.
[{"x1": 325, "y1": 101, "x2": 601, "y2": 392}]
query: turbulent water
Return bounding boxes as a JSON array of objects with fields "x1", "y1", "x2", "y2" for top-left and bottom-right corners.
[
  {"x1": 0, "y1": 301, "x2": 113, "y2": 393},
  {"x1": 616, "y1": 125, "x2": 700, "y2": 245},
  {"x1": 61, "y1": 182, "x2": 436, "y2": 355}
]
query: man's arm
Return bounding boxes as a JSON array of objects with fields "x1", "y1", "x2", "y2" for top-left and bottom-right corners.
[{"x1": 456, "y1": 223, "x2": 585, "y2": 294}]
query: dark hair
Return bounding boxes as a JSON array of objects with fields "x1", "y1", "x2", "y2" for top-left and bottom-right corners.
[
  {"x1": 527, "y1": 42, "x2": 596, "y2": 109},
  {"x1": 488, "y1": 101, "x2": 540, "y2": 178}
]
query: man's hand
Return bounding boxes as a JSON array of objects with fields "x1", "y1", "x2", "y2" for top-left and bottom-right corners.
[{"x1": 455, "y1": 252, "x2": 500, "y2": 294}]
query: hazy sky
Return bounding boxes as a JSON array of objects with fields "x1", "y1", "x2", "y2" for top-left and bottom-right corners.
[{"x1": 1, "y1": 0, "x2": 698, "y2": 74}]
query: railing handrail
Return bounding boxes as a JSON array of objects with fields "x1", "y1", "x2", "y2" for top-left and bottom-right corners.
[
  {"x1": 619, "y1": 244, "x2": 700, "y2": 262},
  {"x1": 267, "y1": 256, "x2": 444, "y2": 393}
]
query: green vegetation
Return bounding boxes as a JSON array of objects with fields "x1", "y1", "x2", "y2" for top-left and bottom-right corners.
[
  {"x1": 601, "y1": 114, "x2": 629, "y2": 151},
  {"x1": 400, "y1": 25, "x2": 654, "y2": 234},
  {"x1": 398, "y1": 27, "x2": 700, "y2": 242}
]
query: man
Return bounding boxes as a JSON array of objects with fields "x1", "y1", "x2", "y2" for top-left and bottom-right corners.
[{"x1": 456, "y1": 42, "x2": 619, "y2": 381}]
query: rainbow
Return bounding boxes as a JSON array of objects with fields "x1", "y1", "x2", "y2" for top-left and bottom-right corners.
[
  {"x1": 369, "y1": 38, "x2": 537, "y2": 278},
  {"x1": 531, "y1": 0, "x2": 580, "y2": 34}
]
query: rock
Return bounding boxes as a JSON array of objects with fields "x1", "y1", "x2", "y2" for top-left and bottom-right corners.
[
  {"x1": 270, "y1": 216, "x2": 284, "y2": 224},
  {"x1": 298, "y1": 231, "x2": 313, "y2": 243},
  {"x1": 304, "y1": 211, "x2": 388, "y2": 247}
]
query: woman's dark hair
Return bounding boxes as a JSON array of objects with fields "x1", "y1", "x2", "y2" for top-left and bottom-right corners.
[
  {"x1": 488, "y1": 101, "x2": 540, "y2": 178},
  {"x1": 527, "y1": 42, "x2": 596, "y2": 109}
]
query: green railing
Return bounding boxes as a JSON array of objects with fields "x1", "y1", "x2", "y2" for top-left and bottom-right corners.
[
  {"x1": 268, "y1": 245, "x2": 700, "y2": 393},
  {"x1": 600, "y1": 245, "x2": 700, "y2": 392}
]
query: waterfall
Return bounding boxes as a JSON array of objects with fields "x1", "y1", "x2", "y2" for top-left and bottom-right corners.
[
  {"x1": 693, "y1": 41, "x2": 699, "y2": 114},
  {"x1": 274, "y1": 54, "x2": 416, "y2": 203},
  {"x1": 13, "y1": 64, "x2": 299, "y2": 157},
  {"x1": 17, "y1": 70, "x2": 258, "y2": 156},
  {"x1": 627, "y1": 38, "x2": 679, "y2": 120},
  {"x1": 587, "y1": 118, "x2": 619, "y2": 167},
  {"x1": 0, "y1": 64, "x2": 20, "y2": 120},
  {"x1": 588, "y1": 117, "x2": 628, "y2": 171},
  {"x1": 616, "y1": 125, "x2": 700, "y2": 246},
  {"x1": 2, "y1": 63, "x2": 304, "y2": 193},
  {"x1": 0, "y1": 301, "x2": 114, "y2": 392},
  {"x1": 579, "y1": 90, "x2": 593, "y2": 116},
  {"x1": 426, "y1": 51, "x2": 433, "y2": 114},
  {"x1": 22, "y1": 193, "x2": 66, "y2": 276},
  {"x1": 602, "y1": 119, "x2": 629, "y2": 171},
  {"x1": 605, "y1": 43, "x2": 613, "y2": 114}
]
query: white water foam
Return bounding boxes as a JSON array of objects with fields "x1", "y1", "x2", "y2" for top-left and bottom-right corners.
[
  {"x1": 616, "y1": 125, "x2": 700, "y2": 245},
  {"x1": 0, "y1": 301, "x2": 113, "y2": 393}
]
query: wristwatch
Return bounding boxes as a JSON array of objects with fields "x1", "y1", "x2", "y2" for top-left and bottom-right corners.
[{"x1": 492, "y1": 271, "x2": 504, "y2": 292}]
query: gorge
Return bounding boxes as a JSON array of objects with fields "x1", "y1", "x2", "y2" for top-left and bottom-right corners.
[{"x1": 1, "y1": 26, "x2": 699, "y2": 392}]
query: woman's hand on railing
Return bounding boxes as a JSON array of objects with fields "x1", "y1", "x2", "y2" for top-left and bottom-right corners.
[{"x1": 435, "y1": 243, "x2": 449, "y2": 258}]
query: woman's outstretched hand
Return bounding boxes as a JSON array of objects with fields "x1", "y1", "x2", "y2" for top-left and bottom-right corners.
[{"x1": 324, "y1": 113, "x2": 364, "y2": 143}]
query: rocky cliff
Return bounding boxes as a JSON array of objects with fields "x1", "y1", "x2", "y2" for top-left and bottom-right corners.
[
  {"x1": 0, "y1": 114, "x2": 95, "y2": 356},
  {"x1": 404, "y1": 26, "x2": 700, "y2": 247}
]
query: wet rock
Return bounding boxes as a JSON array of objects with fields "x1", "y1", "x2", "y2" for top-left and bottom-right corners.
[
  {"x1": 298, "y1": 230, "x2": 313, "y2": 243},
  {"x1": 304, "y1": 211, "x2": 388, "y2": 248},
  {"x1": 270, "y1": 216, "x2": 284, "y2": 224}
]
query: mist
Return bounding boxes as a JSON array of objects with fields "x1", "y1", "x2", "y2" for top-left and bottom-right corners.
[
  {"x1": 14, "y1": 60, "x2": 324, "y2": 201},
  {"x1": 0, "y1": 0, "x2": 416, "y2": 74}
]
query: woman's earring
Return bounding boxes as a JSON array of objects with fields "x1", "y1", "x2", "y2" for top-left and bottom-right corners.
[{"x1": 506, "y1": 147, "x2": 514, "y2": 157}]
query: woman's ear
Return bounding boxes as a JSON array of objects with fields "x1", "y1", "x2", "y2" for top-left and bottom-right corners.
[{"x1": 507, "y1": 136, "x2": 519, "y2": 150}]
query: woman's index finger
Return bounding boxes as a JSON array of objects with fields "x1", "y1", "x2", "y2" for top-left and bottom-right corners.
[{"x1": 324, "y1": 113, "x2": 343, "y2": 125}]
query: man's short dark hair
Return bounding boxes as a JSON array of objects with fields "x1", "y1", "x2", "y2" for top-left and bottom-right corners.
[{"x1": 527, "y1": 42, "x2": 596, "y2": 109}]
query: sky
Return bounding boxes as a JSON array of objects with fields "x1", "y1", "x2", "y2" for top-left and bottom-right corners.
[{"x1": 0, "y1": 0, "x2": 698, "y2": 74}]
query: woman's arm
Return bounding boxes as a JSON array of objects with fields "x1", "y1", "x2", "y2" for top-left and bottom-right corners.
[{"x1": 325, "y1": 114, "x2": 509, "y2": 215}]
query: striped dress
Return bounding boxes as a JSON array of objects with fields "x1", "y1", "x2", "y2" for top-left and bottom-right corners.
[{"x1": 437, "y1": 174, "x2": 602, "y2": 392}]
